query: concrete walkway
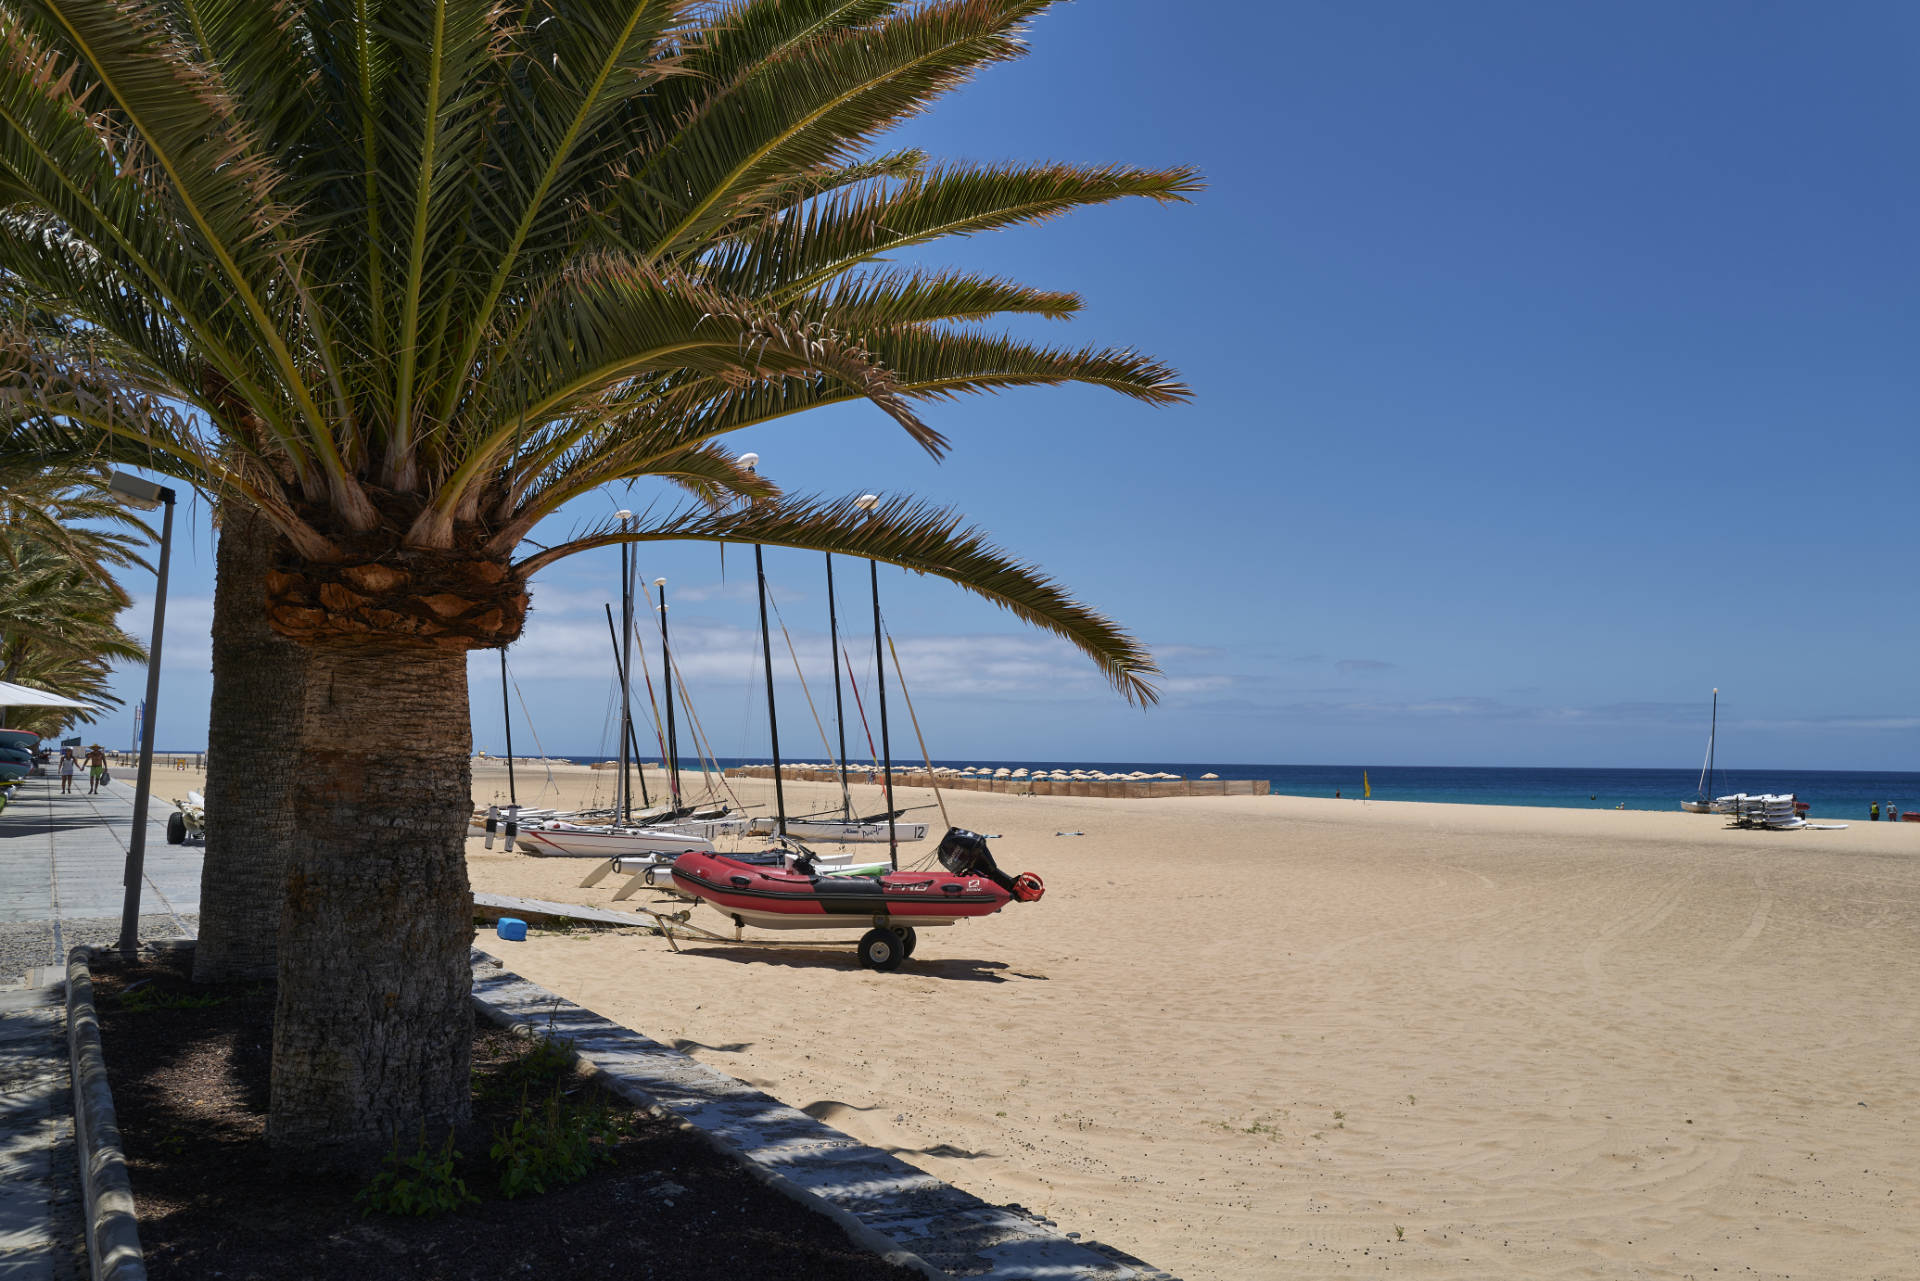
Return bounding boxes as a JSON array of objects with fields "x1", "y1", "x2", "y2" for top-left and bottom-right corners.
[
  {"x1": 0, "y1": 976, "x2": 84, "y2": 1281},
  {"x1": 0, "y1": 774, "x2": 200, "y2": 983},
  {"x1": 0, "y1": 772, "x2": 199, "y2": 1281}
]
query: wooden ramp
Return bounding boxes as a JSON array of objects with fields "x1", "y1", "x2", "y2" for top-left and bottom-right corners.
[{"x1": 472, "y1": 892, "x2": 666, "y2": 932}]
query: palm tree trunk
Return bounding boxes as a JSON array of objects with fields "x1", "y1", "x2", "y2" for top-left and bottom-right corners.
[
  {"x1": 267, "y1": 642, "x2": 475, "y2": 1154},
  {"x1": 194, "y1": 503, "x2": 307, "y2": 982}
]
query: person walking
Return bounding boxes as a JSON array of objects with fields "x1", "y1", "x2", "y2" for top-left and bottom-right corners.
[
  {"x1": 84, "y1": 745, "x2": 107, "y2": 794},
  {"x1": 57, "y1": 747, "x2": 76, "y2": 794}
]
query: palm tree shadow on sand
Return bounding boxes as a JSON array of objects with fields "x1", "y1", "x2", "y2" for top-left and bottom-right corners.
[
  {"x1": 800, "y1": 1100, "x2": 995, "y2": 1162},
  {"x1": 674, "y1": 944, "x2": 1048, "y2": 984}
]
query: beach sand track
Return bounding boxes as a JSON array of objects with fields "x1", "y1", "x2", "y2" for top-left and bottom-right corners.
[{"x1": 457, "y1": 767, "x2": 1920, "y2": 1280}]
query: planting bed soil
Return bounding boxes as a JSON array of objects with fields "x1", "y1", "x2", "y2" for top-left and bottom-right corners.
[{"x1": 92, "y1": 955, "x2": 920, "y2": 1280}]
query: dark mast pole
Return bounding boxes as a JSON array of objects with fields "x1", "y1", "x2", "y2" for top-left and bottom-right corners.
[
  {"x1": 827, "y1": 553, "x2": 851, "y2": 822},
  {"x1": 855, "y1": 494, "x2": 897, "y2": 869},
  {"x1": 617, "y1": 510, "x2": 633, "y2": 824},
  {"x1": 740, "y1": 454, "x2": 787, "y2": 838},
  {"x1": 500, "y1": 649, "x2": 516, "y2": 807},
  {"x1": 603, "y1": 605, "x2": 649, "y2": 807},
  {"x1": 656, "y1": 578, "x2": 681, "y2": 809}
]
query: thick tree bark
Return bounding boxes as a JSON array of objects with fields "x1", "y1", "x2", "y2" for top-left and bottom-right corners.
[
  {"x1": 194, "y1": 503, "x2": 308, "y2": 982},
  {"x1": 267, "y1": 643, "x2": 475, "y2": 1155}
]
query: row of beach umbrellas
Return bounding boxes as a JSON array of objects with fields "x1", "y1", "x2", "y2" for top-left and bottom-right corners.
[{"x1": 774, "y1": 763, "x2": 1221, "y2": 782}]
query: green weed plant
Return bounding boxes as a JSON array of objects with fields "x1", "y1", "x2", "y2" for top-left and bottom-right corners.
[
  {"x1": 355, "y1": 1129, "x2": 477, "y2": 1218},
  {"x1": 490, "y1": 1081, "x2": 624, "y2": 1199},
  {"x1": 116, "y1": 985, "x2": 229, "y2": 1014}
]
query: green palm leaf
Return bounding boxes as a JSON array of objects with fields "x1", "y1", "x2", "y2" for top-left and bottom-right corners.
[{"x1": 519, "y1": 492, "x2": 1160, "y2": 705}]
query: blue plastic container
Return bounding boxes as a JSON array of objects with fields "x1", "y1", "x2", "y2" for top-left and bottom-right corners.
[{"x1": 495, "y1": 917, "x2": 527, "y2": 942}]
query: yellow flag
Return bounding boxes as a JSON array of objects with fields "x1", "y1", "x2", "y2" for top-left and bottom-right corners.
[{"x1": 1363, "y1": 770, "x2": 1371, "y2": 799}]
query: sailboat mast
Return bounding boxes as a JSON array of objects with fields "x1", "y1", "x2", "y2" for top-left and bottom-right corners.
[
  {"x1": 853, "y1": 494, "x2": 897, "y2": 868},
  {"x1": 826, "y1": 553, "x2": 851, "y2": 822},
  {"x1": 869, "y1": 555, "x2": 896, "y2": 867},
  {"x1": 739, "y1": 453, "x2": 786, "y2": 836},
  {"x1": 616, "y1": 511, "x2": 633, "y2": 823},
  {"x1": 500, "y1": 649, "x2": 516, "y2": 807},
  {"x1": 1708, "y1": 687, "x2": 1717, "y2": 799},
  {"x1": 656, "y1": 579, "x2": 681, "y2": 807},
  {"x1": 603, "y1": 605, "x2": 650, "y2": 807},
  {"x1": 754, "y1": 542, "x2": 787, "y2": 838}
]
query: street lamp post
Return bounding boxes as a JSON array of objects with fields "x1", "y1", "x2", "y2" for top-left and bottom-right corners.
[
  {"x1": 106, "y1": 471, "x2": 176, "y2": 957},
  {"x1": 853, "y1": 494, "x2": 898, "y2": 868}
]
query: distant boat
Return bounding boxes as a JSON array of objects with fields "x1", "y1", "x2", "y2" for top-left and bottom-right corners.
[{"x1": 1680, "y1": 690, "x2": 1722, "y2": 813}]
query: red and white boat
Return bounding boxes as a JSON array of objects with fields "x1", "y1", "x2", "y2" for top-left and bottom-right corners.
[{"x1": 669, "y1": 828, "x2": 1043, "y2": 970}]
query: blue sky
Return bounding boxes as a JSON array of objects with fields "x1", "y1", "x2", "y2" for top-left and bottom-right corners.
[{"x1": 99, "y1": 1, "x2": 1918, "y2": 771}]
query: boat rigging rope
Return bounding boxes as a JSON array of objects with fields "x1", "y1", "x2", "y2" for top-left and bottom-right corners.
[
  {"x1": 766, "y1": 587, "x2": 840, "y2": 767},
  {"x1": 624, "y1": 603, "x2": 669, "y2": 761},
  {"x1": 674, "y1": 673, "x2": 725, "y2": 808},
  {"x1": 884, "y1": 626, "x2": 950, "y2": 835},
  {"x1": 842, "y1": 644, "x2": 878, "y2": 768},
  {"x1": 665, "y1": 642, "x2": 745, "y2": 812},
  {"x1": 506, "y1": 664, "x2": 560, "y2": 798}
]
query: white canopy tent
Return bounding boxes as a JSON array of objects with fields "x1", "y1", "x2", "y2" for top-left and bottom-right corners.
[{"x1": 0, "y1": 680, "x2": 95, "y2": 711}]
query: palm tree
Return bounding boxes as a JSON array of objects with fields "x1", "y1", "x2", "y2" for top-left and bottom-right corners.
[
  {"x1": 191, "y1": 500, "x2": 311, "y2": 982},
  {"x1": 0, "y1": 290, "x2": 295, "y2": 980},
  {"x1": 0, "y1": 0, "x2": 1194, "y2": 1153},
  {"x1": 0, "y1": 487, "x2": 149, "y2": 735}
]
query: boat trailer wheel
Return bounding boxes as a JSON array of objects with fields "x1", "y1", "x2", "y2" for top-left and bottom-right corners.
[
  {"x1": 165, "y1": 812, "x2": 186, "y2": 845},
  {"x1": 893, "y1": 926, "x2": 917, "y2": 957},
  {"x1": 858, "y1": 928, "x2": 907, "y2": 972}
]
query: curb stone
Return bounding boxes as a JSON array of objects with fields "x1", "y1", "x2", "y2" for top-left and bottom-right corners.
[
  {"x1": 59, "y1": 936, "x2": 1174, "y2": 1281},
  {"x1": 65, "y1": 947, "x2": 147, "y2": 1281}
]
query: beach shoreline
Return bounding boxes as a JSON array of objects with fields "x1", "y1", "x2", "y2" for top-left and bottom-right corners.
[{"x1": 460, "y1": 761, "x2": 1920, "y2": 1280}]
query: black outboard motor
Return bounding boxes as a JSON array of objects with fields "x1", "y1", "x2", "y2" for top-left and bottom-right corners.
[{"x1": 936, "y1": 828, "x2": 1045, "y2": 902}]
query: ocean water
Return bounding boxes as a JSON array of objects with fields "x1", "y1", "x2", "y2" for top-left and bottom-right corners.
[{"x1": 539, "y1": 756, "x2": 1920, "y2": 821}]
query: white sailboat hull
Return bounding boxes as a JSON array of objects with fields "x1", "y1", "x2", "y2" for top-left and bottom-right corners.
[
  {"x1": 747, "y1": 817, "x2": 930, "y2": 843},
  {"x1": 520, "y1": 823, "x2": 716, "y2": 858}
]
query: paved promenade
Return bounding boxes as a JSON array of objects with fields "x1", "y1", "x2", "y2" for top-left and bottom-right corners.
[{"x1": 0, "y1": 772, "x2": 200, "y2": 983}]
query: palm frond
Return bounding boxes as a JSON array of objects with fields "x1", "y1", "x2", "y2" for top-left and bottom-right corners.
[
  {"x1": 517, "y1": 492, "x2": 1159, "y2": 704},
  {"x1": 628, "y1": 0, "x2": 1050, "y2": 257},
  {"x1": 704, "y1": 159, "x2": 1203, "y2": 300},
  {"x1": 28, "y1": 0, "x2": 337, "y2": 456}
]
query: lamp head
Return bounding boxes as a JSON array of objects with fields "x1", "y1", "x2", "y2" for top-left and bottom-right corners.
[
  {"x1": 615, "y1": 508, "x2": 632, "y2": 522},
  {"x1": 106, "y1": 471, "x2": 169, "y2": 510},
  {"x1": 854, "y1": 493, "x2": 879, "y2": 512},
  {"x1": 738, "y1": 452, "x2": 759, "y2": 471},
  {"x1": 653, "y1": 577, "x2": 666, "y2": 588}
]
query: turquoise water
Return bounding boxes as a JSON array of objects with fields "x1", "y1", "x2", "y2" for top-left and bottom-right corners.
[{"x1": 566, "y1": 758, "x2": 1920, "y2": 821}]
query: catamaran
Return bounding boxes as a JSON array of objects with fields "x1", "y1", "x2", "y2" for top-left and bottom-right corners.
[
  {"x1": 1680, "y1": 689, "x2": 1725, "y2": 813},
  {"x1": 520, "y1": 517, "x2": 741, "y2": 857},
  {"x1": 747, "y1": 813, "x2": 929, "y2": 843}
]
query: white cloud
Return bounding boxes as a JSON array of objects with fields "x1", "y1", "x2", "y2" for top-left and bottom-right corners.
[{"x1": 121, "y1": 593, "x2": 214, "y2": 674}]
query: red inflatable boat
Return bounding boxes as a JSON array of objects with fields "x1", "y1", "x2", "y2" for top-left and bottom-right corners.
[{"x1": 670, "y1": 828, "x2": 1043, "y2": 970}]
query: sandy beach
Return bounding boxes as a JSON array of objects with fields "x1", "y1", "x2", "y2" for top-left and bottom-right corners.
[{"x1": 452, "y1": 761, "x2": 1920, "y2": 1280}]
